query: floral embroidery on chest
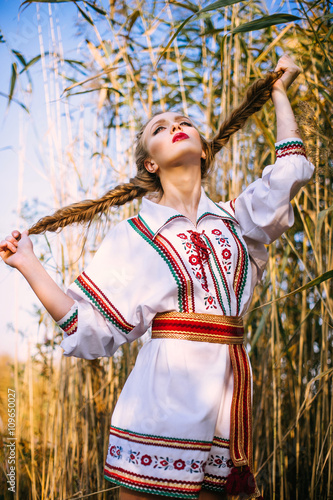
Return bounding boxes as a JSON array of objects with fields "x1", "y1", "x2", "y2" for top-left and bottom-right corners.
[
  {"x1": 177, "y1": 230, "x2": 217, "y2": 310},
  {"x1": 211, "y1": 229, "x2": 232, "y2": 275}
]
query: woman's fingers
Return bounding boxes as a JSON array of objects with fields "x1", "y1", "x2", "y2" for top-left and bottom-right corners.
[
  {"x1": 0, "y1": 240, "x2": 17, "y2": 254},
  {"x1": 1, "y1": 230, "x2": 33, "y2": 268},
  {"x1": 0, "y1": 240, "x2": 8, "y2": 251},
  {"x1": 275, "y1": 53, "x2": 301, "y2": 74},
  {"x1": 272, "y1": 53, "x2": 302, "y2": 92},
  {"x1": 12, "y1": 230, "x2": 21, "y2": 241},
  {"x1": 0, "y1": 230, "x2": 23, "y2": 254},
  {"x1": 6, "y1": 235, "x2": 19, "y2": 247}
]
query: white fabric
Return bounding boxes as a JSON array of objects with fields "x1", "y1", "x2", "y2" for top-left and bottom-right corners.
[
  {"x1": 56, "y1": 138, "x2": 314, "y2": 495},
  {"x1": 58, "y1": 138, "x2": 314, "y2": 361}
]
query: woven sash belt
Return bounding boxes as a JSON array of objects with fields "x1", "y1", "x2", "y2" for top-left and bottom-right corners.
[{"x1": 152, "y1": 311, "x2": 252, "y2": 472}]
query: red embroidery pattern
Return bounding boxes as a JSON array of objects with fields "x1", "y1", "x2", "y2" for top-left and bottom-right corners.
[
  {"x1": 211, "y1": 229, "x2": 232, "y2": 275},
  {"x1": 177, "y1": 231, "x2": 218, "y2": 311},
  {"x1": 129, "y1": 217, "x2": 195, "y2": 313},
  {"x1": 75, "y1": 272, "x2": 133, "y2": 334},
  {"x1": 229, "y1": 198, "x2": 236, "y2": 214},
  {"x1": 141, "y1": 455, "x2": 152, "y2": 466},
  {"x1": 202, "y1": 235, "x2": 230, "y2": 315},
  {"x1": 207, "y1": 454, "x2": 232, "y2": 469},
  {"x1": 224, "y1": 221, "x2": 249, "y2": 316},
  {"x1": 107, "y1": 446, "x2": 206, "y2": 473},
  {"x1": 204, "y1": 295, "x2": 217, "y2": 310},
  {"x1": 202, "y1": 473, "x2": 227, "y2": 493},
  {"x1": 109, "y1": 426, "x2": 211, "y2": 451},
  {"x1": 229, "y1": 344, "x2": 252, "y2": 468},
  {"x1": 212, "y1": 436, "x2": 230, "y2": 449},
  {"x1": 104, "y1": 463, "x2": 201, "y2": 499},
  {"x1": 59, "y1": 309, "x2": 78, "y2": 336},
  {"x1": 275, "y1": 140, "x2": 307, "y2": 159}
]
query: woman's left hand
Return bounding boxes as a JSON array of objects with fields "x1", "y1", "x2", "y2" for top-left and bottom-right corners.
[{"x1": 272, "y1": 53, "x2": 302, "y2": 94}]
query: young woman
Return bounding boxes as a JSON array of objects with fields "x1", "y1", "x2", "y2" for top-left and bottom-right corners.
[{"x1": 1, "y1": 54, "x2": 314, "y2": 500}]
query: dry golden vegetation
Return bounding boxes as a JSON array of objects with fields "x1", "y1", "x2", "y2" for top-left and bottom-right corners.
[{"x1": 0, "y1": 0, "x2": 332, "y2": 499}]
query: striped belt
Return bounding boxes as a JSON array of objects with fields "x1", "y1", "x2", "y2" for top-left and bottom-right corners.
[{"x1": 152, "y1": 311, "x2": 252, "y2": 471}]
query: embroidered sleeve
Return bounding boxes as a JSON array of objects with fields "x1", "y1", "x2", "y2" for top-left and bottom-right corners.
[
  {"x1": 275, "y1": 138, "x2": 307, "y2": 160},
  {"x1": 58, "y1": 304, "x2": 78, "y2": 337},
  {"x1": 228, "y1": 199, "x2": 236, "y2": 215},
  {"x1": 57, "y1": 221, "x2": 153, "y2": 360},
  {"x1": 232, "y1": 137, "x2": 314, "y2": 281}
]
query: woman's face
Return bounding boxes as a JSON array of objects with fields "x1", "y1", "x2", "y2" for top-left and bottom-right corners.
[{"x1": 142, "y1": 112, "x2": 205, "y2": 175}]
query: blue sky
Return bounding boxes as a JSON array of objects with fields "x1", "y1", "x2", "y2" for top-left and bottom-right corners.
[
  {"x1": 0, "y1": 0, "x2": 81, "y2": 360},
  {"x1": 0, "y1": 0, "x2": 305, "y2": 360}
]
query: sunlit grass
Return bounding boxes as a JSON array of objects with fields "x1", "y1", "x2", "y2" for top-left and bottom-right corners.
[{"x1": 0, "y1": 0, "x2": 332, "y2": 498}]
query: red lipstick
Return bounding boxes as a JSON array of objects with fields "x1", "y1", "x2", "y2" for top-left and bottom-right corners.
[{"x1": 172, "y1": 133, "x2": 189, "y2": 143}]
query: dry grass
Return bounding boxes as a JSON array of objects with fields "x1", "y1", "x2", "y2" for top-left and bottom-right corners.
[{"x1": 0, "y1": 0, "x2": 332, "y2": 498}]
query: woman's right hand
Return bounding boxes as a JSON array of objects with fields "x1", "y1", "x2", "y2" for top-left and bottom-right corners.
[
  {"x1": 0, "y1": 230, "x2": 34, "y2": 269},
  {"x1": 1, "y1": 230, "x2": 75, "y2": 320}
]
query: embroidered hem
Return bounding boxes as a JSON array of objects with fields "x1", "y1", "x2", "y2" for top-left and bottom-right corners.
[
  {"x1": 201, "y1": 474, "x2": 226, "y2": 493},
  {"x1": 104, "y1": 425, "x2": 234, "y2": 499},
  {"x1": 104, "y1": 468, "x2": 201, "y2": 499}
]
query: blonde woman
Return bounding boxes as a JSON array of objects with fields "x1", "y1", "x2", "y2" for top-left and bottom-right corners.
[{"x1": 1, "y1": 54, "x2": 314, "y2": 500}]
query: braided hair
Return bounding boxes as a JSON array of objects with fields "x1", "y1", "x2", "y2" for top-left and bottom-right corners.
[{"x1": 28, "y1": 69, "x2": 283, "y2": 235}]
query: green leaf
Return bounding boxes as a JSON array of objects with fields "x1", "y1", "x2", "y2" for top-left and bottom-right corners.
[
  {"x1": 169, "y1": 1, "x2": 199, "y2": 13},
  {"x1": 155, "y1": 14, "x2": 195, "y2": 66},
  {"x1": 19, "y1": 53, "x2": 48, "y2": 74},
  {"x1": 250, "y1": 305, "x2": 271, "y2": 350},
  {"x1": 61, "y1": 66, "x2": 119, "y2": 95},
  {"x1": 20, "y1": 0, "x2": 76, "y2": 8},
  {"x1": 63, "y1": 59, "x2": 87, "y2": 73},
  {"x1": 155, "y1": 0, "x2": 243, "y2": 66},
  {"x1": 203, "y1": 13, "x2": 302, "y2": 37},
  {"x1": 12, "y1": 50, "x2": 27, "y2": 67},
  {"x1": 249, "y1": 270, "x2": 333, "y2": 313},
  {"x1": 74, "y1": 2, "x2": 94, "y2": 25},
  {"x1": 324, "y1": 25, "x2": 333, "y2": 42},
  {"x1": 127, "y1": 10, "x2": 140, "y2": 33},
  {"x1": 231, "y1": 14, "x2": 302, "y2": 34},
  {"x1": 8, "y1": 63, "x2": 17, "y2": 106},
  {"x1": 316, "y1": 204, "x2": 333, "y2": 247},
  {"x1": 85, "y1": 1, "x2": 107, "y2": 15},
  {"x1": 320, "y1": 88, "x2": 333, "y2": 104},
  {"x1": 199, "y1": 0, "x2": 243, "y2": 13},
  {"x1": 0, "y1": 91, "x2": 29, "y2": 113},
  {"x1": 65, "y1": 87, "x2": 124, "y2": 97}
]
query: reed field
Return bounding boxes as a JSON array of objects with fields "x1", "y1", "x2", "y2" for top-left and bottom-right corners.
[{"x1": 0, "y1": 0, "x2": 332, "y2": 499}]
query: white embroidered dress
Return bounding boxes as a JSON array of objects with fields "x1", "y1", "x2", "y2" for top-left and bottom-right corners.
[{"x1": 57, "y1": 139, "x2": 314, "y2": 498}]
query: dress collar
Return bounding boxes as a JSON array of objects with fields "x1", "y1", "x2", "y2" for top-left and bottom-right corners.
[{"x1": 138, "y1": 187, "x2": 238, "y2": 239}]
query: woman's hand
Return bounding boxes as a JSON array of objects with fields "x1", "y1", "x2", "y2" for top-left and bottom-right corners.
[
  {"x1": 1, "y1": 229, "x2": 75, "y2": 321},
  {"x1": 0, "y1": 230, "x2": 34, "y2": 269},
  {"x1": 272, "y1": 53, "x2": 302, "y2": 94}
]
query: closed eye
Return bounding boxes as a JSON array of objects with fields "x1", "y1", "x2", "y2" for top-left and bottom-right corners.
[
  {"x1": 152, "y1": 121, "x2": 193, "y2": 136},
  {"x1": 152, "y1": 126, "x2": 165, "y2": 135}
]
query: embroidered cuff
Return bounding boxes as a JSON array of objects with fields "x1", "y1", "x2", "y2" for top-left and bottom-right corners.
[
  {"x1": 57, "y1": 304, "x2": 78, "y2": 336},
  {"x1": 275, "y1": 138, "x2": 307, "y2": 160}
]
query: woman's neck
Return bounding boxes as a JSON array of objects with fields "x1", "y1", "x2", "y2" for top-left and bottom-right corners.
[{"x1": 158, "y1": 169, "x2": 202, "y2": 226}]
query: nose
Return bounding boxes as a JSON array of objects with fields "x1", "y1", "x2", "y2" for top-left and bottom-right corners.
[{"x1": 171, "y1": 122, "x2": 183, "y2": 133}]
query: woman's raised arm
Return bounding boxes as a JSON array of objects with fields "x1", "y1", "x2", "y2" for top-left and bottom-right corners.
[
  {"x1": 271, "y1": 54, "x2": 302, "y2": 142},
  {"x1": 0, "y1": 230, "x2": 74, "y2": 321}
]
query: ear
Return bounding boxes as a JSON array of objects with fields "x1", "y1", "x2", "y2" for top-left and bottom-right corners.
[
  {"x1": 201, "y1": 149, "x2": 207, "y2": 160},
  {"x1": 144, "y1": 159, "x2": 158, "y2": 173}
]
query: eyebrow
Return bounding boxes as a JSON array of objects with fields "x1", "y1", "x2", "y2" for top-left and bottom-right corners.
[{"x1": 149, "y1": 115, "x2": 191, "y2": 134}]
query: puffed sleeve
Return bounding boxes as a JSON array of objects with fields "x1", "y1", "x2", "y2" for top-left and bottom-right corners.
[
  {"x1": 233, "y1": 138, "x2": 314, "y2": 281},
  {"x1": 56, "y1": 220, "x2": 152, "y2": 360}
]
